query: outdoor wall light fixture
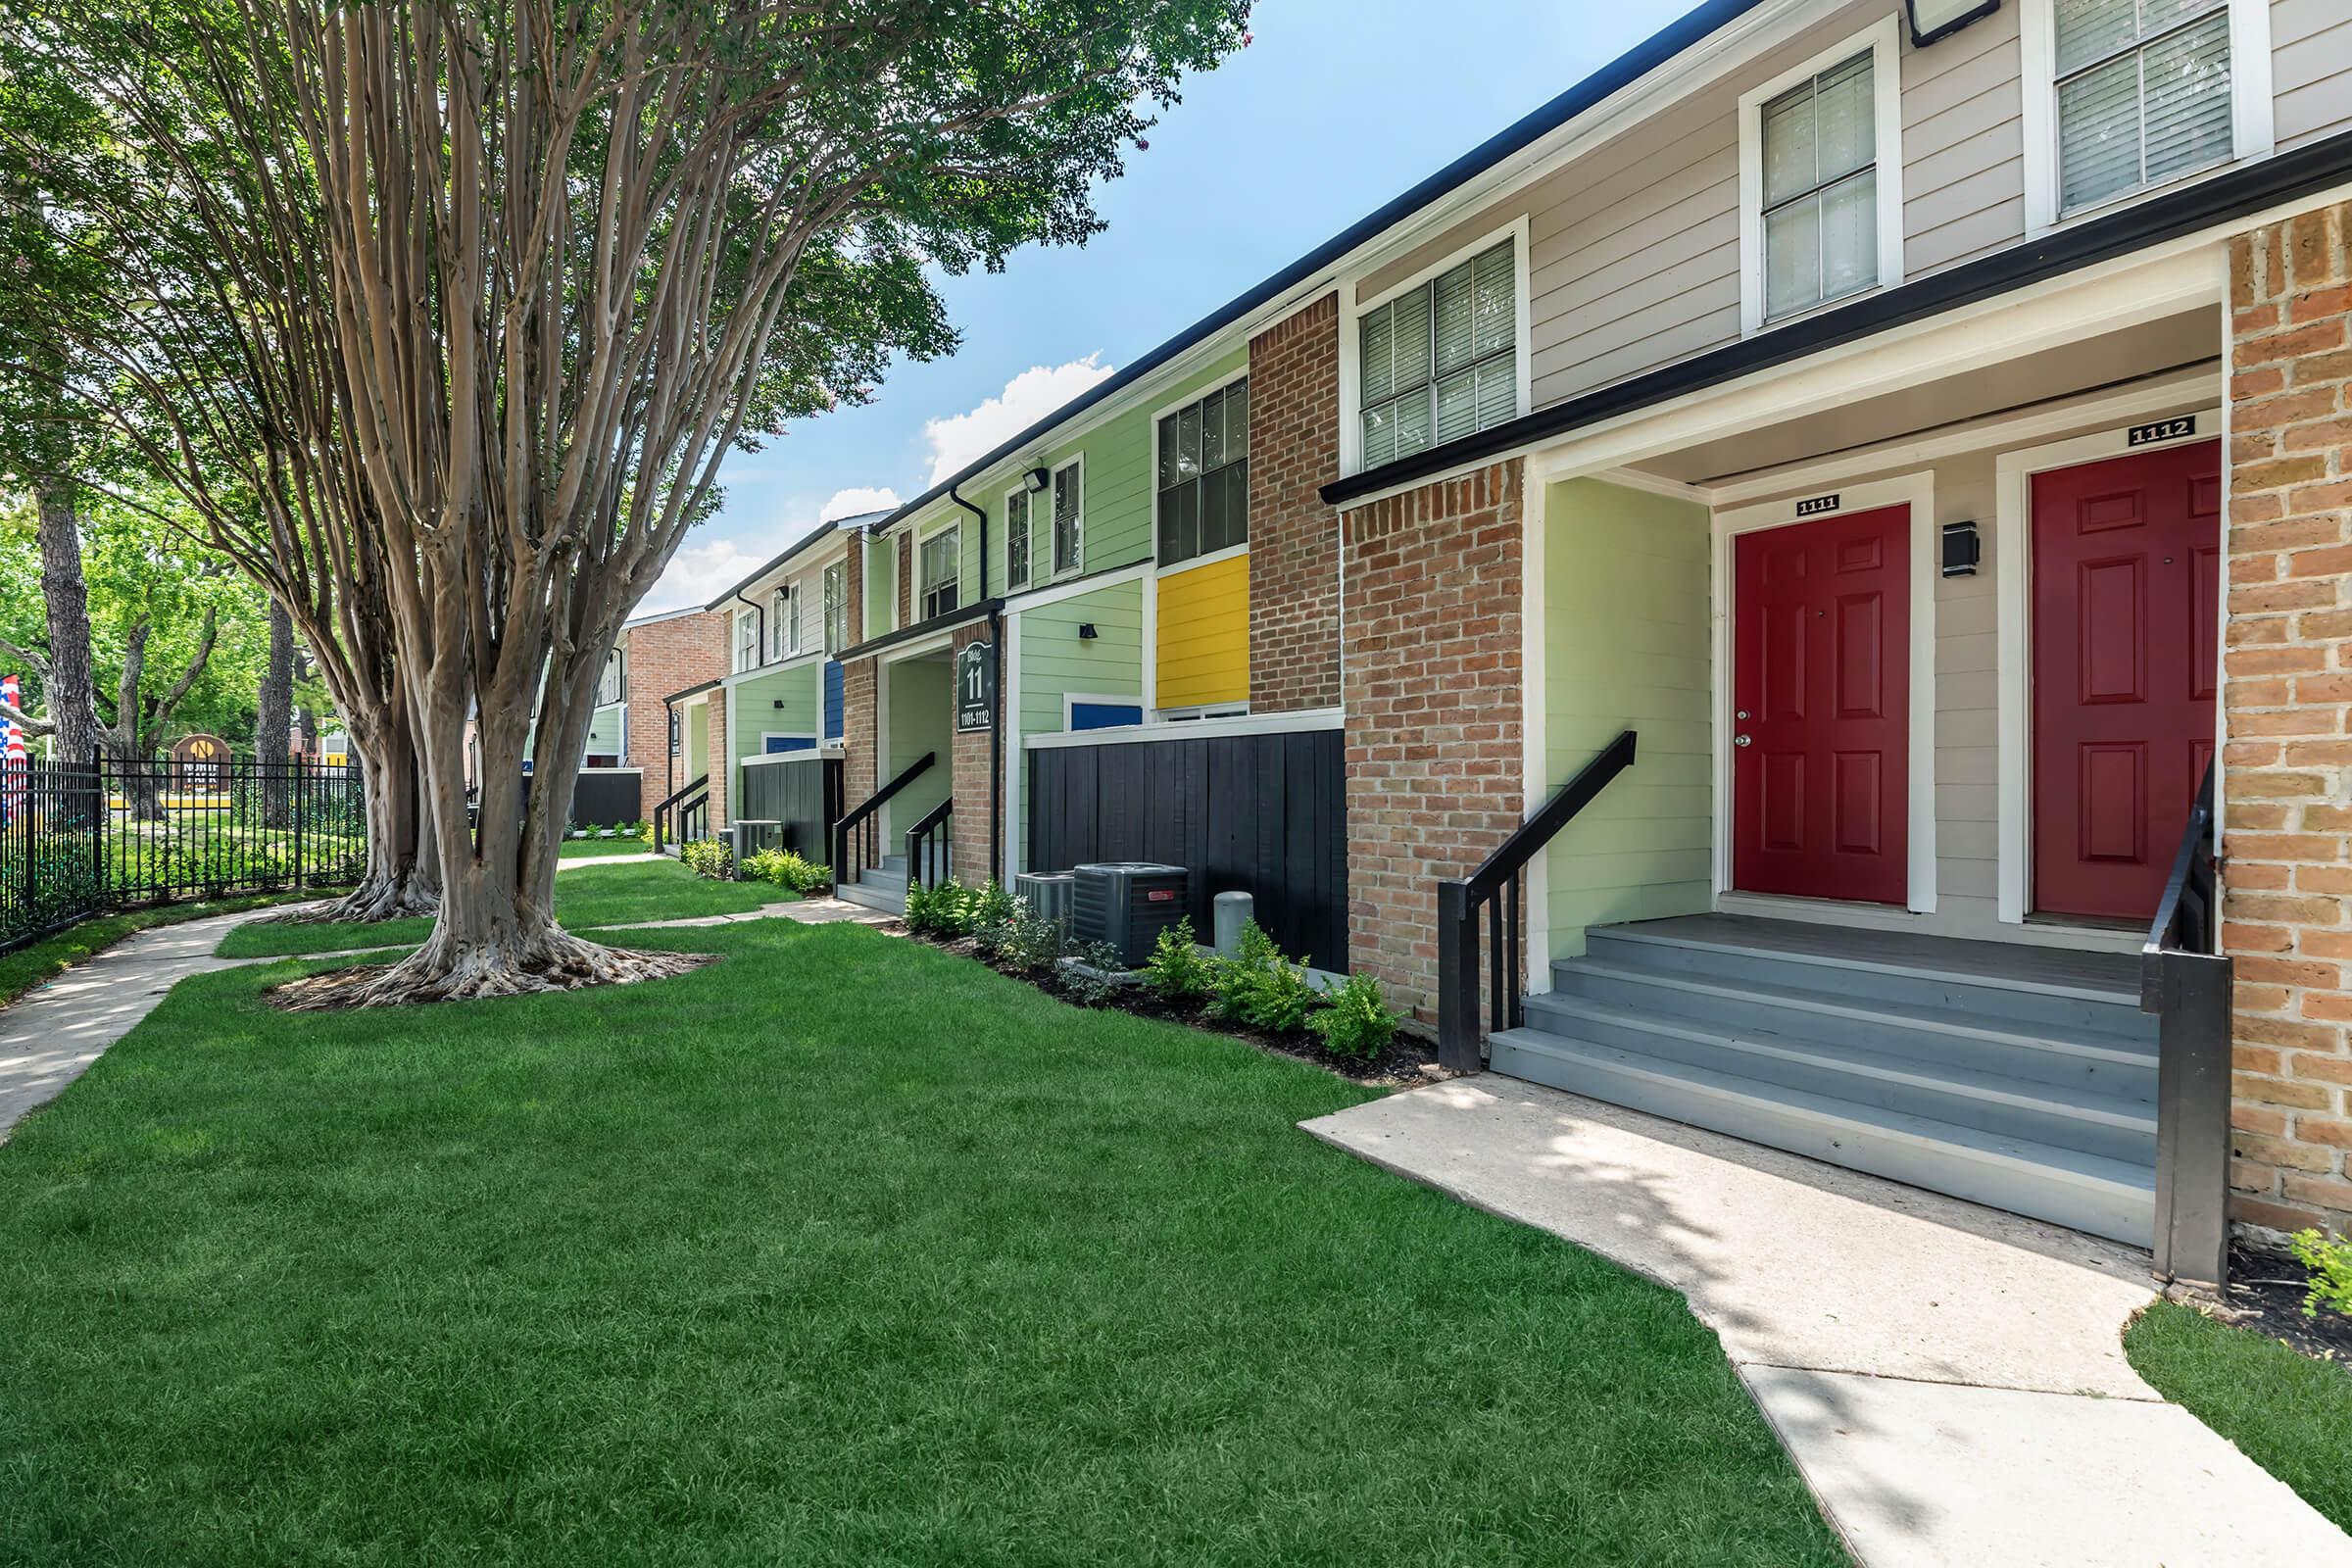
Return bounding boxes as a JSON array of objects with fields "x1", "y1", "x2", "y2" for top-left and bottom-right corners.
[
  {"x1": 1023, "y1": 466, "x2": 1051, "y2": 494},
  {"x1": 1077, "y1": 623, "x2": 1099, "y2": 640},
  {"x1": 772, "y1": 698, "x2": 785, "y2": 709},
  {"x1": 1902, "y1": 0, "x2": 1999, "y2": 48},
  {"x1": 1941, "y1": 521, "x2": 1981, "y2": 578}
]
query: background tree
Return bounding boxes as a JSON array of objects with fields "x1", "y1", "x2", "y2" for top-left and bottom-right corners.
[
  {"x1": 19, "y1": 0, "x2": 1250, "y2": 1004},
  {"x1": 257, "y1": 599, "x2": 294, "y2": 821}
]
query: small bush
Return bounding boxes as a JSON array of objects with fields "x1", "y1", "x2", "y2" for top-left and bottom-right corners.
[
  {"x1": 680, "y1": 838, "x2": 735, "y2": 880},
  {"x1": 971, "y1": 879, "x2": 1016, "y2": 928},
  {"x1": 906, "y1": 878, "x2": 980, "y2": 939},
  {"x1": 995, "y1": 905, "x2": 1069, "y2": 975},
  {"x1": 741, "y1": 847, "x2": 829, "y2": 896},
  {"x1": 638, "y1": 819, "x2": 657, "y2": 848},
  {"x1": 1143, "y1": 918, "x2": 1214, "y2": 1004},
  {"x1": 1308, "y1": 972, "x2": 1402, "y2": 1059},
  {"x1": 2289, "y1": 1229, "x2": 2352, "y2": 1321},
  {"x1": 1061, "y1": 942, "x2": 1127, "y2": 1007},
  {"x1": 1207, "y1": 919, "x2": 1318, "y2": 1035}
]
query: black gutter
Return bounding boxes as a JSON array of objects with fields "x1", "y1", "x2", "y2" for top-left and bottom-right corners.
[
  {"x1": 947, "y1": 484, "x2": 1002, "y2": 884},
  {"x1": 661, "y1": 677, "x2": 723, "y2": 705},
  {"x1": 1327, "y1": 126, "x2": 2352, "y2": 507},
  {"x1": 836, "y1": 597, "x2": 1007, "y2": 664},
  {"x1": 854, "y1": 0, "x2": 1773, "y2": 540}
]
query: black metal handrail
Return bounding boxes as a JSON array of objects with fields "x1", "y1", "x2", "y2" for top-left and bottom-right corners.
[
  {"x1": 831, "y1": 752, "x2": 936, "y2": 889},
  {"x1": 651, "y1": 773, "x2": 709, "y2": 854},
  {"x1": 2141, "y1": 759, "x2": 2230, "y2": 1289},
  {"x1": 904, "y1": 797, "x2": 954, "y2": 895},
  {"x1": 1437, "y1": 729, "x2": 1638, "y2": 1071}
]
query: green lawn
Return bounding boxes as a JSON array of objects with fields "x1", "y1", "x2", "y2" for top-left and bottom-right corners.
[
  {"x1": 0, "y1": 890, "x2": 350, "y2": 1007},
  {"x1": 0, "y1": 921, "x2": 1839, "y2": 1566},
  {"x1": 213, "y1": 859, "x2": 781, "y2": 957},
  {"x1": 558, "y1": 837, "x2": 655, "y2": 859},
  {"x1": 2126, "y1": 1301, "x2": 2352, "y2": 1531}
]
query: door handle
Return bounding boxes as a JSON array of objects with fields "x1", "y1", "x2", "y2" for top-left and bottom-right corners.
[{"x1": 1734, "y1": 735, "x2": 1752, "y2": 748}]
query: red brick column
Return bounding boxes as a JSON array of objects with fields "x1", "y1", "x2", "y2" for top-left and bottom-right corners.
[
  {"x1": 704, "y1": 692, "x2": 729, "y2": 833},
  {"x1": 1248, "y1": 293, "x2": 1342, "y2": 712},
  {"x1": 897, "y1": 531, "x2": 914, "y2": 627},
  {"x1": 950, "y1": 621, "x2": 997, "y2": 887},
  {"x1": 842, "y1": 658, "x2": 877, "y2": 810},
  {"x1": 2224, "y1": 198, "x2": 2352, "y2": 1239},
  {"x1": 1340, "y1": 461, "x2": 1524, "y2": 1020}
]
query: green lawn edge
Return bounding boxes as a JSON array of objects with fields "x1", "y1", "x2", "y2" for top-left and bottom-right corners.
[
  {"x1": 0, "y1": 889, "x2": 350, "y2": 1008},
  {"x1": 2125, "y1": 1300, "x2": 2352, "y2": 1531}
]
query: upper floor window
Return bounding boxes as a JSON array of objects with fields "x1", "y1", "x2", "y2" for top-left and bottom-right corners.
[
  {"x1": 1358, "y1": 238, "x2": 1517, "y2": 468},
  {"x1": 2054, "y1": 0, "x2": 2233, "y2": 213},
  {"x1": 733, "y1": 608, "x2": 760, "y2": 673},
  {"x1": 1004, "y1": 488, "x2": 1033, "y2": 592},
  {"x1": 1052, "y1": 461, "x2": 1083, "y2": 577},
  {"x1": 1157, "y1": 378, "x2": 1249, "y2": 567},
  {"x1": 822, "y1": 561, "x2": 846, "y2": 655},
  {"x1": 595, "y1": 650, "x2": 625, "y2": 707},
  {"x1": 920, "y1": 525, "x2": 960, "y2": 620},
  {"x1": 768, "y1": 584, "x2": 801, "y2": 660},
  {"x1": 1758, "y1": 52, "x2": 1880, "y2": 321}
]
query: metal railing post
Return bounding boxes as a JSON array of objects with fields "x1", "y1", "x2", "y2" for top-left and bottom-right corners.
[
  {"x1": 1437, "y1": 879, "x2": 1482, "y2": 1073},
  {"x1": 2151, "y1": 950, "x2": 2233, "y2": 1289}
]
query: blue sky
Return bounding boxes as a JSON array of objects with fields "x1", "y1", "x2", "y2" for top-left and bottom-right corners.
[{"x1": 644, "y1": 0, "x2": 1709, "y2": 612}]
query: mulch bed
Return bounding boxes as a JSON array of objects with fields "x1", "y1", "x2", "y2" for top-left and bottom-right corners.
[
  {"x1": 2177, "y1": 1243, "x2": 2352, "y2": 1366},
  {"x1": 901, "y1": 925, "x2": 1451, "y2": 1090}
]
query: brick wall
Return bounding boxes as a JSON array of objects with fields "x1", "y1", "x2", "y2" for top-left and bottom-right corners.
[
  {"x1": 896, "y1": 530, "x2": 913, "y2": 628},
  {"x1": 843, "y1": 659, "x2": 877, "y2": 812},
  {"x1": 950, "y1": 622, "x2": 996, "y2": 887},
  {"x1": 1341, "y1": 462, "x2": 1525, "y2": 1019},
  {"x1": 2223, "y1": 198, "x2": 2352, "y2": 1240},
  {"x1": 704, "y1": 691, "x2": 729, "y2": 833},
  {"x1": 622, "y1": 609, "x2": 726, "y2": 795},
  {"x1": 1248, "y1": 292, "x2": 1343, "y2": 712}
]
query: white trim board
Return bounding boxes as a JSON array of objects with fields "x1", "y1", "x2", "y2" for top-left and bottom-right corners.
[
  {"x1": 1023, "y1": 708, "x2": 1343, "y2": 751},
  {"x1": 1005, "y1": 560, "x2": 1150, "y2": 614},
  {"x1": 1992, "y1": 406, "x2": 2224, "y2": 927},
  {"x1": 1710, "y1": 470, "x2": 1939, "y2": 916}
]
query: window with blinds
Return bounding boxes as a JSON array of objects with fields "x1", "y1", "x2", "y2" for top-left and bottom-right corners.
[
  {"x1": 734, "y1": 610, "x2": 760, "y2": 672},
  {"x1": 1157, "y1": 378, "x2": 1249, "y2": 566},
  {"x1": 822, "y1": 562, "x2": 846, "y2": 655},
  {"x1": 1357, "y1": 239, "x2": 1516, "y2": 469},
  {"x1": 595, "y1": 651, "x2": 625, "y2": 707},
  {"x1": 919, "y1": 526, "x2": 960, "y2": 620},
  {"x1": 1004, "y1": 488, "x2": 1032, "y2": 592},
  {"x1": 1052, "y1": 462, "x2": 1082, "y2": 576},
  {"x1": 1760, "y1": 51, "x2": 1880, "y2": 322},
  {"x1": 769, "y1": 584, "x2": 800, "y2": 660},
  {"x1": 2054, "y1": 0, "x2": 2232, "y2": 215}
]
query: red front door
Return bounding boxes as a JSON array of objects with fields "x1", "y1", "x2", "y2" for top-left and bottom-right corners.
[
  {"x1": 2032, "y1": 441, "x2": 2220, "y2": 921},
  {"x1": 1733, "y1": 505, "x2": 1911, "y2": 906}
]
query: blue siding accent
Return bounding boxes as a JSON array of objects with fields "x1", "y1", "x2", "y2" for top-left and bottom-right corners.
[
  {"x1": 1070, "y1": 703, "x2": 1145, "y2": 731},
  {"x1": 764, "y1": 735, "x2": 818, "y2": 755},
  {"x1": 823, "y1": 661, "x2": 845, "y2": 740}
]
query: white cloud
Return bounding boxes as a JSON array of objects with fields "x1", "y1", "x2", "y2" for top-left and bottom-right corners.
[
  {"x1": 638, "y1": 486, "x2": 905, "y2": 615},
  {"x1": 922, "y1": 357, "x2": 1117, "y2": 485}
]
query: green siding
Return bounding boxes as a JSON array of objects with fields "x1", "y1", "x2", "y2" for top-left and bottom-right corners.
[
  {"x1": 1543, "y1": 478, "x2": 1715, "y2": 959},
  {"x1": 884, "y1": 657, "x2": 953, "y2": 838},
  {"x1": 1018, "y1": 580, "x2": 1144, "y2": 737},
  {"x1": 728, "y1": 663, "x2": 822, "y2": 814}
]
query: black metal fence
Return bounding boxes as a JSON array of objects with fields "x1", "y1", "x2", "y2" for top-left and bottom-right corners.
[{"x1": 0, "y1": 757, "x2": 368, "y2": 956}]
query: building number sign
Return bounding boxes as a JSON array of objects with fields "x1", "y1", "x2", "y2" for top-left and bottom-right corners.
[{"x1": 956, "y1": 640, "x2": 997, "y2": 734}]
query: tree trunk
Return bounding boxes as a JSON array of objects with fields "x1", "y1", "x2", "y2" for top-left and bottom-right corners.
[
  {"x1": 300, "y1": 708, "x2": 438, "y2": 922},
  {"x1": 258, "y1": 600, "x2": 293, "y2": 826},
  {"x1": 34, "y1": 477, "x2": 99, "y2": 767}
]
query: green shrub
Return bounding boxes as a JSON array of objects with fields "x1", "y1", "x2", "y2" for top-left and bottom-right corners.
[
  {"x1": 638, "y1": 819, "x2": 657, "y2": 848},
  {"x1": 971, "y1": 879, "x2": 1016, "y2": 928},
  {"x1": 1308, "y1": 972, "x2": 1402, "y2": 1059},
  {"x1": 995, "y1": 905, "x2": 1069, "y2": 975},
  {"x1": 741, "y1": 847, "x2": 829, "y2": 896},
  {"x1": 1143, "y1": 917, "x2": 1214, "y2": 1004},
  {"x1": 1207, "y1": 919, "x2": 1318, "y2": 1035},
  {"x1": 680, "y1": 838, "x2": 735, "y2": 880},
  {"x1": 906, "y1": 878, "x2": 979, "y2": 939},
  {"x1": 2289, "y1": 1229, "x2": 2352, "y2": 1320},
  {"x1": 1061, "y1": 941, "x2": 1126, "y2": 1006}
]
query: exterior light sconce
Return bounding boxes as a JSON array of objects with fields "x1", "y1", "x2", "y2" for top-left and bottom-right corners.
[
  {"x1": 1023, "y1": 466, "x2": 1051, "y2": 494},
  {"x1": 1902, "y1": 0, "x2": 2000, "y2": 48},
  {"x1": 1077, "y1": 623, "x2": 1099, "y2": 640},
  {"x1": 772, "y1": 698, "x2": 785, "y2": 709},
  {"x1": 1941, "y1": 521, "x2": 1981, "y2": 578}
]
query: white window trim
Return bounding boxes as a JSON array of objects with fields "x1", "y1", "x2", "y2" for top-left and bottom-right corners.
[
  {"x1": 918, "y1": 516, "x2": 962, "y2": 618},
  {"x1": 1152, "y1": 700, "x2": 1252, "y2": 724},
  {"x1": 1150, "y1": 367, "x2": 1252, "y2": 569},
  {"x1": 1050, "y1": 454, "x2": 1086, "y2": 580},
  {"x1": 1003, "y1": 480, "x2": 1037, "y2": 591},
  {"x1": 746, "y1": 731, "x2": 820, "y2": 764},
  {"x1": 1337, "y1": 214, "x2": 1533, "y2": 478},
  {"x1": 732, "y1": 607, "x2": 760, "y2": 674},
  {"x1": 821, "y1": 560, "x2": 847, "y2": 657},
  {"x1": 1024, "y1": 707, "x2": 1335, "y2": 751},
  {"x1": 1154, "y1": 540, "x2": 1250, "y2": 579},
  {"x1": 1738, "y1": 15, "x2": 1906, "y2": 337},
  {"x1": 2019, "y1": 0, "x2": 2273, "y2": 236}
]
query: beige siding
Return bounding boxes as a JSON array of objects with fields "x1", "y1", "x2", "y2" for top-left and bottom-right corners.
[
  {"x1": 2275, "y1": 0, "x2": 2352, "y2": 148},
  {"x1": 1901, "y1": 2, "x2": 2025, "y2": 276}
]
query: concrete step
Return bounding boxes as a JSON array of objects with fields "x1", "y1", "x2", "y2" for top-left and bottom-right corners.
[
  {"x1": 1486, "y1": 1027, "x2": 2155, "y2": 1247},
  {"x1": 838, "y1": 880, "x2": 905, "y2": 916},
  {"x1": 1546, "y1": 958, "x2": 2157, "y2": 1100},
  {"x1": 1582, "y1": 924, "x2": 2155, "y2": 1047},
  {"x1": 1520, "y1": 992, "x2": 2157, "y2": 1167}
]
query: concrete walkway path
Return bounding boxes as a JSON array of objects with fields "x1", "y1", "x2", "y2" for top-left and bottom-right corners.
[
  {"x1": 1304, "y1": 1075, "x2": 2349, "y2": 1567},
  {"x1": 0, "y1": 905, "x2": 328, "y2": 1144},
  {"x1": 556, "y1": 851, "x2": 663, "y2": 869}
]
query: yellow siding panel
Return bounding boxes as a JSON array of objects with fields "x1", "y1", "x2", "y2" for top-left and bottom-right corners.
[{"x1": 1155, "y1": 554, "x2": 1250, "y2": 710}]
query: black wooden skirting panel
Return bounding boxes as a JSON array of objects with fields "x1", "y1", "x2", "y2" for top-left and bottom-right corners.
[
  {"x1": 1027, "y1": 728, "x2": 1348, "y2": 971},
  {"x1": 739, "y1": 757, "x2": 845, "y2": 864},
  {"x1": 569, "y1": 770, "x2": 643, "y2": 827}
]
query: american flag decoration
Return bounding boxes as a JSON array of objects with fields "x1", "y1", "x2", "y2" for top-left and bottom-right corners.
[{"x1": 0, "y1": 673, "x2": 24, "y2": 821}]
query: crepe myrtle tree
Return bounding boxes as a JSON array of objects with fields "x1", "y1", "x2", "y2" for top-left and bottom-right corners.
[{"x1": 15, "y1": 0, "x2": 1250, "y2": 1004}]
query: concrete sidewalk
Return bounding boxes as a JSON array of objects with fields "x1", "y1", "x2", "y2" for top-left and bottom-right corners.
[{"x1": 1303, "y1": 1075, "x2": 2348, "y2": 1567}]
